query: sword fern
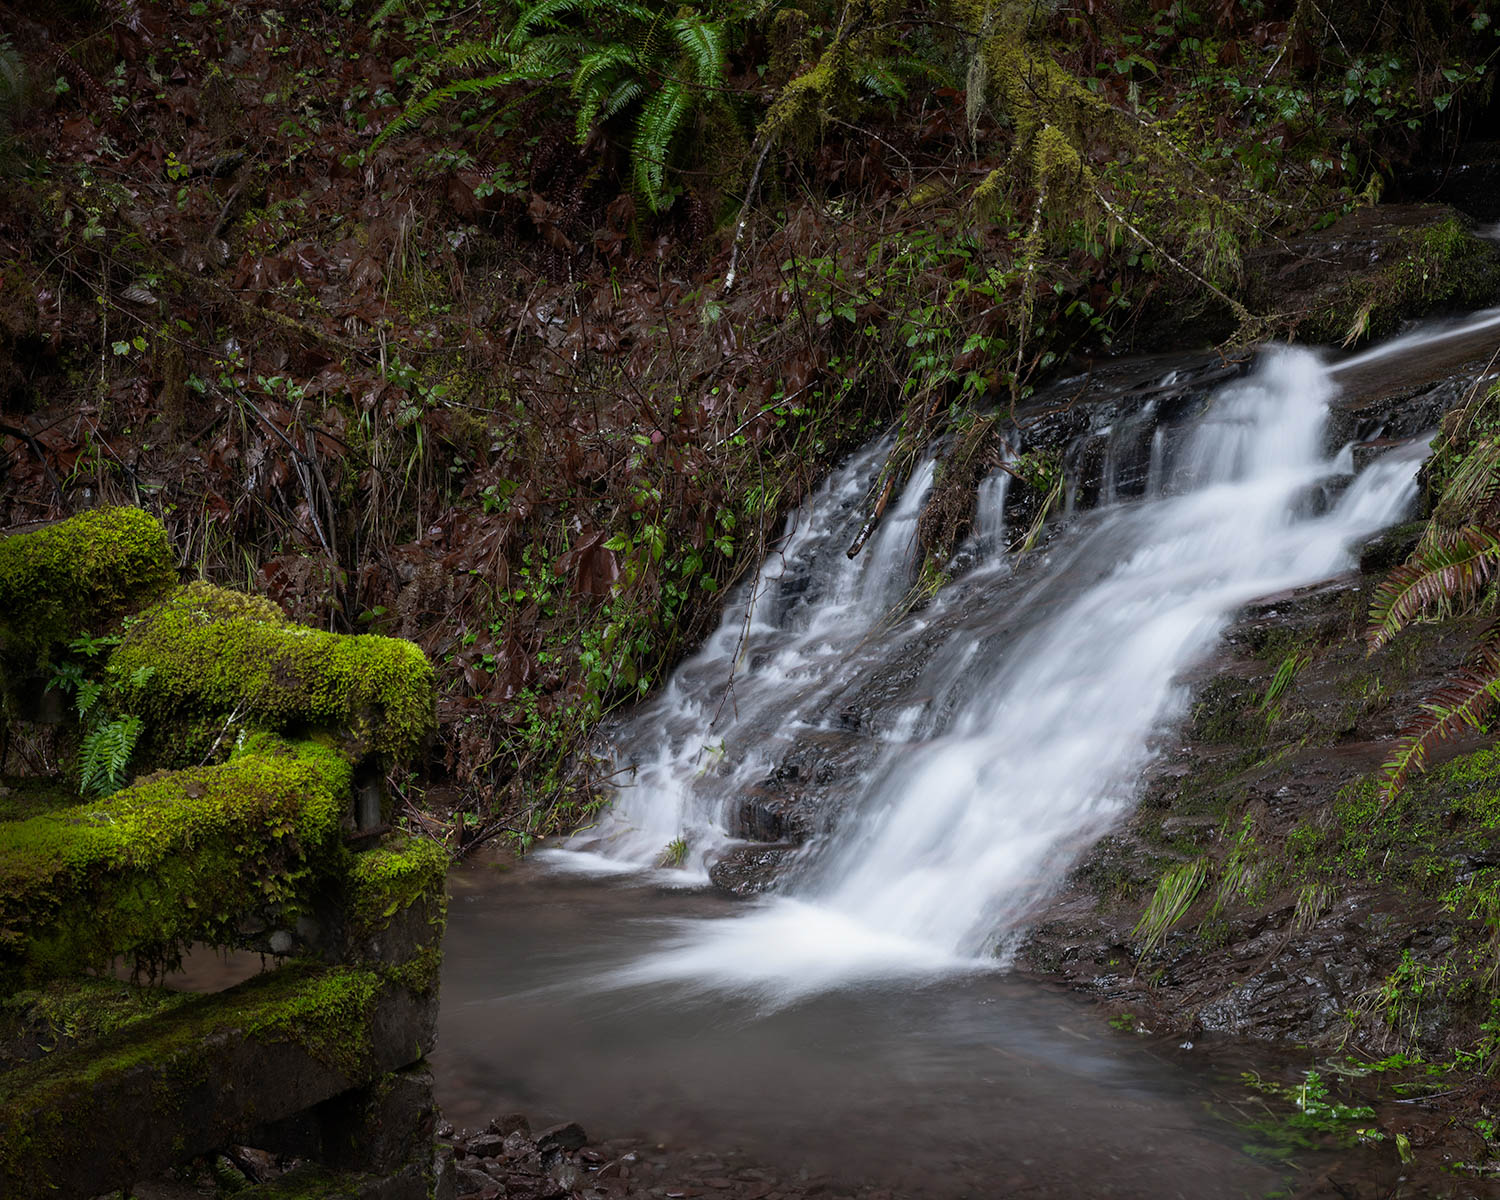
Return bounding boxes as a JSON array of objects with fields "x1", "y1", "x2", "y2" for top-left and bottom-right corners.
[
  {"x1": 374, "y1": 0, "x2": 733, "y2": 213},
  {"x1": 1368, "y1": 378, "x2": 1500, "y2": 808}
]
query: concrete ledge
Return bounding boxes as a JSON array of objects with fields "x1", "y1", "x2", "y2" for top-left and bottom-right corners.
[
  {"x1": 0, "y1": 736, "x2": 351, "y2": 989},
  {"x1": 0, "y1": 961, "x2": 437, "y2": 1200}
]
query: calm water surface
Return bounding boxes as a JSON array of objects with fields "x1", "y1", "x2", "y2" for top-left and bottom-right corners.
[{"x1": 433, "y1": 857, "x2": 1289, "y2": 1200}]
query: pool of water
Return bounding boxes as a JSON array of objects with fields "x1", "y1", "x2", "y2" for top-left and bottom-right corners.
[{"x1": 433, "y1": 857, "x2": 1290, "y2": 1200}]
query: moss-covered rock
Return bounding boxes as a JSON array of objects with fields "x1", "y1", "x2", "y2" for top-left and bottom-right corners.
[
  {"x1": 0, "y1": 976, "x2": 194, "y2": 1070},
  {"x1": 0, "y1": 507, "x2": 175, "y2": 658},
  {"x1": 0, "y1": 735, "x2": 351, "y2": 989},
  {"x1": 0, "y1": 959, "x2": 436, "y2": 1200},
  {"x1": 344, "y1": 838, "x2": 448, "y2": 946},
  {"x1": 1246, "y1": 205, "x2": 1500, "y2": 347},
  {"x1": 107, "y1": 582, "x2": 436, "y2": 764}
]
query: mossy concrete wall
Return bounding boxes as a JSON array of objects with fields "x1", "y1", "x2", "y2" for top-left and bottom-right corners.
[
  {"x1": 109, "y1": 581, "x2": 436, "y2": 766},
  {"x1": 0, "y1": 510, "x2": 450, "y2": 1199},
  {"x1": 0, "y1": 960, "x2": 440, "y2": 1200}
]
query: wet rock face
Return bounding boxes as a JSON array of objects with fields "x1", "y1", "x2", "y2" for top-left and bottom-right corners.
[
  {"x1": 1011, "y1": 543, "x2": 1488, "y2": 1053},
  {"x1": 708, "y1": 845, "x2": 800, "y2": 896}
]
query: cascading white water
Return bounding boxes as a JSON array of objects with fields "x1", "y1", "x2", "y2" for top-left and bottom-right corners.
[
  {"x1": 556, "y1": 341, "x2": 1434, "y2": 1001},
  {"x1": 555, "y1": 443, "x2": 950, "y2": 874}
]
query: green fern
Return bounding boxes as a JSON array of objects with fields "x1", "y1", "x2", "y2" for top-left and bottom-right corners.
[
  {"x1": 1366, "y1": 525, "x2": 1500, "y2": 653},
  {"x1": 78, "y1": 715, "x2": 142, "y2": 798},
  {"x1": 374, "y1": 0, "x2": 735, "y2": 212}
]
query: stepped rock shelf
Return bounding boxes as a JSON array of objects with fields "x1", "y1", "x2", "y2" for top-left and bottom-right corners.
[{"x1": 0, "y1": 508, "x2": 450, "y2": 1200}]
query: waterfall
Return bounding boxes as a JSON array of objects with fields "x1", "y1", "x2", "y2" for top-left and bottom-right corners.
[{"x1": 554, "y1": 343, "x2": 1432, "y2": 1000}]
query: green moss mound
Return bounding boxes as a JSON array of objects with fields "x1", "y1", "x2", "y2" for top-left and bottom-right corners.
[
  {"x1": 1306, "y1": 215, "x2": 1500, "y2": 346},
  {"x1": 0, "y1": 736, "x2": 351, "y2": 989},
  {"x1": 108, "y1": 582, "x2": 436, "y2": 763},
  {"x1": 0, "y1": 507, "x2": 175, "y2": 657}
]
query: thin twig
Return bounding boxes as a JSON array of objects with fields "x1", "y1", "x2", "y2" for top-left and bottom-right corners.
[{"x1": 723, "y1": 136, "x2": 774, "y2": 295}]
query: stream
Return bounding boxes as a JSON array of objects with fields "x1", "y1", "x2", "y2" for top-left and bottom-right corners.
[{"x1": 434, "y1": 313, "x2": 1500, "y2": 1198}]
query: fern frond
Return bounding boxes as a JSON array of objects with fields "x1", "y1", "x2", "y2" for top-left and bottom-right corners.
[
  {"x1": 513, "y1": 0, "x2": 636, "y2": 40},
  {"x1": 368, "y1": 0, "x2": 410, "y2": 26},
  {"x1": 1434, "y1": 436, "x2": 1500, "y2": 531},
  {"x1": 668, "y1": 15, "x2": 726, "y2": 89},
  {"x1": 860, "y1": 59, "x2": 910, "y2": 101},
  {"x1": 78, "y1": 715, "x2": 142, "y2": 798},
  {"x1": 75, "y1": 679, "x2": 102, "y2": 720},
  {"x1": 572, "y1": 45, "x2": 637, "y2": 97},
  {"x1": 632, "y1": 76, "x2": 688, "y2": 211},
  {"x1": 1379, "y1": 649, "x2": 1500, "y2": 808},
  {"x1": 373, "y1": 64, "x2": 554, "y2": 150},
  {"x1": 1366, "y1": 525, "x2": 1500, "y2": 653},
  {"x1": 572, "y1": 45, "x2": 638, "y2": 139},
  {"x1": 403, "y1": 37, "x2": 513, "y2": 97},
  {"x1": 600, "y1": 78, "x2": 645, "y2": 122}
]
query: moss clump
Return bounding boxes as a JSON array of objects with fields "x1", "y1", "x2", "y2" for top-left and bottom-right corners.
[
  {"x1": 0, "y1": 506, "x2": 175, "y2": 657},
  {"x1": 345, "y1": 836, "x2": 448, "y2": 943},
  {"x1": 1307, "y1": 215, "x2": 1500, "y2": 346},
  {"x1": 0, "y1": 736, "x2": 351, "y2": 989},
  {"x1": 107, "y1": 582, "x2": 436, "y2": 763}
]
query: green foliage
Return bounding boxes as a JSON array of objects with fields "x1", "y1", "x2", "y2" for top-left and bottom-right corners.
[
  {"x1": 1133, "y1": 856, "x2": 1206, "y2": 960},
  {"x1": 1292, "y1": 882, "x2": 1336, "y2": 932},
  {"x1": 1260, "y1": 650, "x2": 1309, "y2": 722},
  {"x1": 1366, "y1": 526, "x2": 1500, "y2": 654},
  {"x1": 1366, "y1": 378, "x2": 1500, "y2": 805},
  {"x1": 75, "y1": 715, "x2": 142, "y2": 799},
  {"x1": 44, "y1": 635, "x2": 152, "y2": 798},
  {"x1": 1237, "y1": 1069, "x2": 1380, "y2": 1158},
  {"x1": 375, "y1": 0, "x2": 740, "y2": 211}
]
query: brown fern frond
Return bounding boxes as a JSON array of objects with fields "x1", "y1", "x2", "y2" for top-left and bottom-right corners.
[
  {"x1": 1366, "y1": 525, "x2": 1500, "y2": 654},
  {"x1": 1379, "y1": 646, "x2": 1500, "y2": 810},
  {"x1": 1433, "y1": 436, "x2": 1500, "y2": 532},
  {"x1": 52, "y1": 48, "x2": 109, "y2": 119}
]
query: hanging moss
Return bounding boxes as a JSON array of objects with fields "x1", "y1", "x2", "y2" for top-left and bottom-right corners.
[
  {"x1": 0, "y1": 507, "x2": 175, "y2": 658},
  {"x1": 0, "y1": 735, "x2": 351, "y2": 990},
  {"x1": 107, "y1": 582, "x2": 436, "y2": 764}
]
